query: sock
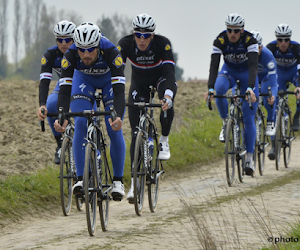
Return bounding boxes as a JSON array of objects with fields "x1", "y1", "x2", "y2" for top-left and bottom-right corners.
[
  {"x1": 113, "y1": 176, "x2": 123, "y2": 183},
  {"x1": 246, "y1": 152, "x2": 253, "y2": 162},
  {"x1": 222, "y1": 119, "x2": 227, "y2": 126},
  {"x1": 159, "y1": 135, "x2": 169, "y2": 143}
]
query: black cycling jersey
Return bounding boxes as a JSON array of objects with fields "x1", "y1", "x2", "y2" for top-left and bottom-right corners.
[{"x1": 39, "y1": 45, "x2": 63, "y2": 106}]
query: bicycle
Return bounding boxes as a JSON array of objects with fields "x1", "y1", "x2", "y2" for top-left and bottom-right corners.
[
  {"x1": 57, "y1": 92, "x2": 117, "y2": 236},
  {"x1": 41, "y1": 109, "x2": 83, "y2": 216},
  {"x1": 207, "y1": 80, "x2": 252, "y2": 186},
  {"x1": 254, "y1": 86, "x2": 272, "y2": 176},
  {"x1": 274, "y1": 83, "x2": 297, "y2": 170},
  {"x1": 126, "y1": 86, "x2": 165, "y2": 216}
]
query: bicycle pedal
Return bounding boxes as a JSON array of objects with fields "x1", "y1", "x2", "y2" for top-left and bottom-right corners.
[{"x1": 112, "y1": 195, "x2": 122, "y2": 201}]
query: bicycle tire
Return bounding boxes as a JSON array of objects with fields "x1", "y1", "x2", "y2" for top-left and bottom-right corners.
[
  {"x1": 257, "y1": 109, "x2": 266, "y2": 176},
  {"x1": 236, "y1": 109, "x2": 246, "y2": 182},
  {"x1": 225, "y1": 119, "x2": 235, "y2": 186},
  {"x1": 84, "y1": 144, "x2": 97, "y2": 236},
  {"x1": 133, "y1": 131, "x2": 146, "y2": 216},
  {"x1": 60, "y1": 137, "x2": 73, "y2": 216},
  {"x1": 99, "y1": 145, "x2": 110, "y2": 232},
  {"x1": 275, "y1": 109, "x2": 283, "y2": 170},
  {"x1": 283, "y1": 111, "x2": 294, "y2": 168},
  {"x1": 148, "y1": 125, "x2": 161, "y2": 213}
]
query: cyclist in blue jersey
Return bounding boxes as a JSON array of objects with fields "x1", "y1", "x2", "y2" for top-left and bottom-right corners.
[
  {"x1": 53, "y1": 22, "x2": 126, "y2": 200},
  {"x1": 266, "y1": 24, "x2": 300, "y2": 132},
  {"x1": 250, "y1": 30, "x2": 278, "y2": 160},
  {"x1": 204, "y1": 13, "x2": 259, "y2": 176},
  {"x1": 117, "y1": 13, "x2": 177, "y2": 202},
  {"x1": 37, "y1": 20, "x2": 76, "y2": 164}
]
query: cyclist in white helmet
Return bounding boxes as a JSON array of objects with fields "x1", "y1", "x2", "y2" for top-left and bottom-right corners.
[
  {"x1": 204, "y1": 13, "x2": 259, "y2": 176},
  {"x1": 54, "y1": 22, "x2": 126, "y2": 201},
  {"x1": 267, "y1": 24, "x2": 300, "y2": 134},
  {"x1": 37, "y1": 20, "x2": 76, "y2": 164},
  {"x1": 118, "y1": 13, "x2": 177, "y2": 203}
]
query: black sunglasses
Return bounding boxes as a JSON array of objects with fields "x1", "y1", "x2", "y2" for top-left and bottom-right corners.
[
  {"x1": 78, "y1": 47, "x2": 97, "y2": 53},
  {"x1": 277, "y1": 38, "x2": 290, "y2": 43},
  {"x1": 227, "y1": 28, "x2": 242, "y2": 34}
]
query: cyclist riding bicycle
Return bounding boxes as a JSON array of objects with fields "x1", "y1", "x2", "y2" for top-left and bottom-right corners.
[
  {"x1": 54, "y1": 22, "x2": 126, "y2": 201},
  {"x1": 204, "y1": 13, "x2": 258, "y2": 176},
  {"x1": 266, "y1": 24, "x2": 300, "y2": 133},
  {"x1": 250, "y1": 30, "x2": 278, "y2": 160},
  {"x1": 36, "y1": 20, "x2": 76, "y2": 164},
  {"x1": 117, "y1": 13, "x2": 177, "y2": 202}
]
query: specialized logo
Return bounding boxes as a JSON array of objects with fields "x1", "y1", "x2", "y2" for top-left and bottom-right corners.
[
  {"x1": 218, "y1": 37, "x2": 224, "y2": 44},
  {"x1": 61, "y1": 58, "x2": 70, "y2": 69},
  {"x1": 113, "y1": 55, "x2": 123, "y2": 68},
  {"x1": 165, "y1": 44, "x2": 171, "y2": 50},
  {"x1": 79, "y1": 83, "x2": 86, "y2": 93},
  {"x1": 132, "y1": 90, "x2": 138, "y2": 100},
  {"x1": 109, "y1": 87, "x2": 113, "y2": 97},
  {"x1": 117, "y1": 45, "x2": 122, "y2": 51},
  {"x1": 41, "y1": 56, "x2": 47, "y2": 66}
]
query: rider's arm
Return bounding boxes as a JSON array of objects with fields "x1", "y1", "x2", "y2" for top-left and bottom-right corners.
[
  {"x1": 294, "y1": 44, "x2": 300, "y2": 87},
  {"x1": 117, "y1": 37, "x2": 128, "y2": 72},
  {"x1": 247, "y1": 51, "x2": 258, "y2": 89}
]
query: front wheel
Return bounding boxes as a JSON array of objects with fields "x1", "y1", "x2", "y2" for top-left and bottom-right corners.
[
  {"x1": 275, "y1": 110, "x2": 283, "y2": 170},
  {"x1": 225, "y1": 119, "x2": 235, "y2": 187},
  {"x1": 84, "y1": 144, "x2": 97, "y2": 236},
  {"x1": 283, "y1": 111, "x2": 294, "y2": 168},
  {"x1": 133, "y1": 131, "x2": 146, "y2": 216},
  {"x1": 257, "y1": 111, "x2": 267, "y2": 176}
]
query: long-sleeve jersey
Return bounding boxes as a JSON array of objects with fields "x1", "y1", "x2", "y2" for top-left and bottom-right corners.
[
  {"x1": 208, "y1": 30, "x2": 259, "y2": 90},
  {"x1": 39, "y1": 45, "x2": 63, "y2": 106},
  {"x1": 117, "y1": 34, "x2": 176, "y2": 97},
  {"x1": 57, "y1": 38, "x2": 126, "y2": 117}
]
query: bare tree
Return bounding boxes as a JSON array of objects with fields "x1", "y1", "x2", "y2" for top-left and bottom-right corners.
[
  {"x1": 57, "y1": 9, "x2": 82, "y2": 25},
  {"x1": 14, "y1": 0, "x2": 21, "y2": 67},
  {"x1": 0, "y1": 0, "x2": 8, "y2": 57},
  {"x1": 32, "y1": 0, "x2": 41, "y2": 41},
  {"x1": 23, "y1": 0, "x2": 32, "y2": 53}
]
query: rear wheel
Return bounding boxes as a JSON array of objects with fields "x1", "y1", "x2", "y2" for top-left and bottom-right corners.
[
  {"x1": 148, "y1": 125, "x2": 161, "y2": 213},
  {"x1": 225, "y1": 119, "x2": 235, "y2": 187},
  {"x1": 84, "y1": 144, "x2": 97, "y2": 236},
  {"x1": 283, "y1": 111, "x2": 294, "y2": 168},
  {"x1": 275, "y1": 110, "x2": 283, "y2": 170},
  {"x1": 236, "y1": 109, "x2": 246, "y2": 182},
  {"x1": 257, "y1": 110, "x2": 266, "y2": 176},
  {"x1": 133, "y1": 131, "x2": 146, "y2": 216},
  {"x1": 60, "y1": 137, "x2": 73, "y2": 216}
]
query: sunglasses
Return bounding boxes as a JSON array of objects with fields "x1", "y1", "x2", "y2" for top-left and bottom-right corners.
[
  {"x1": 133, "y1": 32, "x2": 153, "y2": 39},
  {"x1": 78, "y1": 47, "x2": 97, "y2": 53},
  {"x1": 277, "y1": 38, "x2": 290, "y2": 43},
  {"x1": 56, "y1": 38, "x2": 73, "y2": 43},
  {"x1": 227, "y1": 28, "x2": 242, "y2": 34}
]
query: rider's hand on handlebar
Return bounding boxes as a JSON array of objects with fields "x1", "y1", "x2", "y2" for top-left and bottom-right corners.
[
  {"x1": 267, "y1": 95, "x2": 275, "y2": 105},
  {"x1": 109, "y1": 117, "x2": 122, "y2": 131},
  {"x1": 245, "y1": 88, "x2": 256, "y2": 103},
  {"x1": 37, "y1": 105, "x2": 47, "y2": 121},
  {"x1": 161, "y1": 95, "x2": 172, "y2": 111},
  {"x1": 204, "y1": 89, "x2": 214, "y2": 102},
  {"x1": 54, "y1": 119, "x2": 68, "y2": 132},
  {"x1": 294, "y1": 87, "x2": 300, "y2": 99}
]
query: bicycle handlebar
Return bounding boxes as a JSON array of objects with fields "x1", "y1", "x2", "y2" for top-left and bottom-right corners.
[
  {"x1": 40, "y1": 108, "x2": 45, "y2": 132},
  {"x1": 126, "y1": 102, "x2": 162, "y2": 108},
  {"x1": 213, "y1": 93, "x2": 253, "y2": 109},
  {"x1": 206, "y1": 92, "x2": 213, "y2": 110}
]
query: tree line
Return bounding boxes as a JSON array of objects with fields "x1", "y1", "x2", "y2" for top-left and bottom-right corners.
[{"x1": 0, "y1": 0, "x2": 183, "y2": 81}]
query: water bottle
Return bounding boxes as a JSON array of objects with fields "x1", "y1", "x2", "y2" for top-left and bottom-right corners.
[{"x1": 148, "y1": 137, "x2": 154, "y2": 159}]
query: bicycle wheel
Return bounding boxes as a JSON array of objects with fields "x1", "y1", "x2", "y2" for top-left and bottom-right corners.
[
  {"x1": 133, "y1": 130, "x2": 146, "y2": 216},
  {"x1": 60, "y1": 137, "x2": 73, "y2": 216},
  {"x1": 236, "y1": 109, "x2": 246, "y2": 182},
  {"x1": 283, "y1": 111, "x2": 294, "y2": 168},
  {"x1": 84, "y1": 144, "x2": 97, "y2": 236},
  {"x1": 225, "y1": 119, "x2": 235, "y2": 186},
  {"x1": 275, "y1": 110, "x2": 283, "y2": 170},
  {"x1": 98, "y1": 145, "x2": 111, "y2": 232},
  {"x1": 257, "y1": 110, "x2": 266, "y2": 176},
  {"x1": 148, "y1": 126, "x2": 161, "y2": 213}
]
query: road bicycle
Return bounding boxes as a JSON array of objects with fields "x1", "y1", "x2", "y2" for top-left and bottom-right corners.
[
  {"x1": 41, "y1": 109, "x2": 82, "y2": 216},
  {"x1": 274, "y1": 83, "x2": 297, "y2": 170},
  {"x1": 126, "y1": 86, "x2": 165, "y2": 216},
  {"x1": 57, "y1": 92, "x2": 117, "y2": 236}
]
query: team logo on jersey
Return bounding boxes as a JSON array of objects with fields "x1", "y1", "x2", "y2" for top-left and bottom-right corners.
[
  {"x1": 113, "y1": 55, "x2": 123, "y2": 68},
  {"x1": 218, "y1": 37, "x2": 224, "y2": 44},
  {"x1": 246, "y1": 36, "x2": 251, "y2": 43},
  {"x1": 117, "y1": 45, "x2": 122, "y2": 51},
  {"x1": 61, "y1": 58, "x2": 70, "y2": 69},
  {"x1": 165, "y1": 44, "x2": 171, "y2": 50},
  {"x1": 41, "y1": 56, "x2": 47, "y2": 66},
  {"x1": 267, "y1": 61, "x2": 275, "y2": 69}
]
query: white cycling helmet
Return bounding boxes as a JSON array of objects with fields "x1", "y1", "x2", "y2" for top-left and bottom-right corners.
[
  {"x1": 74, "y1": 22, "x2": 101, "y2": 48},
  {"x1": 250, "y1": 30, "x2": 263, "y2": 45},
  {"x1": 53, "y1": 20, "x2": 76, "y2": 38},
  {"x1": 225, "y1": 13, "x2": 245, "y2": 27},
  {"x1": 275, "y1": 23, "x2": 292, "y2": 37},
  {"x1": 132, "y1": 13, "x2": 156, "y2": 32}
]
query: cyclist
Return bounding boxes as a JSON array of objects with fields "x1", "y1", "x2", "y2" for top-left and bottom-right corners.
[
  {"x1": 36, "y1": 20, "x2": 76, "y2": 164},
  {"x1": 117, "y1": 13, "x2": 177, "y2": 202},
  {"x1": 250, "y1": 30, "x2": 278, "y2": 160},
  {"x1": 266, "y1": 24, "x2": 300, "y2": 132},
  {"x1": 204, "y1": 13, "x2": 259, "y2": 176},
  {"x1": 53, "y1": 22, "x2": 126, "y2": 201}
]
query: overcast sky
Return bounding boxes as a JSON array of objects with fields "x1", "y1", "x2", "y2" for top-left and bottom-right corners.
[{"x1": 10, "y1": 0, "x2": 300, "y2": 80}]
